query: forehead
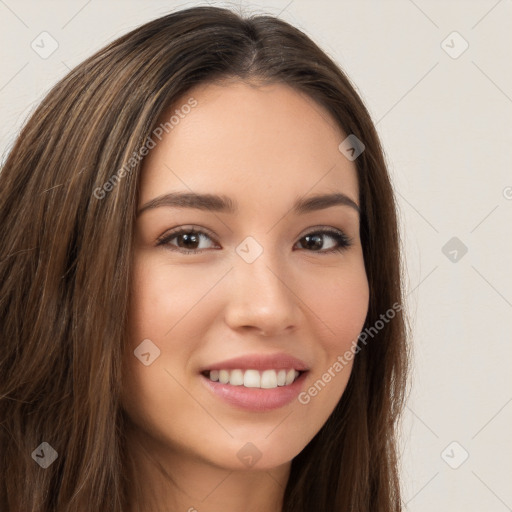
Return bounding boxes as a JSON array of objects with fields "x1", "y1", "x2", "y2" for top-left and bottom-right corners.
[{"x1": 139, "y1": 81, "x2": 359, "y2": 209}]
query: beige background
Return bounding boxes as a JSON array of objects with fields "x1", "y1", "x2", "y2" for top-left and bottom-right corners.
[{"x1": 1, "y1": 0, "x2": 511, "y2": 509}]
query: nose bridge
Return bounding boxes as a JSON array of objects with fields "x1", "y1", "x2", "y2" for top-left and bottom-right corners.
[{"x1": 225, "y1": 237, "x2": 298, "y2": 335}]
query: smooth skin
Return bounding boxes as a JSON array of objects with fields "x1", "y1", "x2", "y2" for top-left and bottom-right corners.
[{"x1": 120, "y1": 80, "x2": 369, "y2": 512}]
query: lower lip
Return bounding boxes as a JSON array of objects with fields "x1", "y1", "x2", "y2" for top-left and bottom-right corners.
[{"x1": 200, "y1": 372, "x2": 308, "y2": 412}]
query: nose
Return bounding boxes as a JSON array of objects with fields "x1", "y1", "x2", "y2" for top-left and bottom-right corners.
[{"x1": 223, "y1": 250, "x2": 299, "y2": 338}]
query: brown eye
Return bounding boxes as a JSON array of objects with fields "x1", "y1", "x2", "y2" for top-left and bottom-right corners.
[
  {"x1": 296, "y1": 229, "x2": 353, "y2": 254},
  {"x1": 156, "y1": 226, "x2": 353, "y2": 255},
  {"x1": 157, "y1": 228, "x2": 218, "y2": 254}
]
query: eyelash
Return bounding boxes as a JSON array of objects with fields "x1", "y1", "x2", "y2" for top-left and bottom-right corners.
[{"x1": 156, "y1": 225, "x2": 353, "y2": 255}]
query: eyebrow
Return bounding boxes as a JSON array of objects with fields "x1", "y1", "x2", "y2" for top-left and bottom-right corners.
[{"x1": 137, "y1": 191, "x2": 360, "y2": 217}]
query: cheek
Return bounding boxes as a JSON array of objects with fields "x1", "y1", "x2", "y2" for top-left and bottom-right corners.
[
  {"x1": 322, "y1": 272, "x2": 368, "y2": 341},
  {"x1": 302, "y1": 257, "x2": 369, "y2": 352},
  {"x1": 128, "y1": 253, "x2": 218, "y2": 343},
  {"x1": 291, "y1": 258, "x2": 369, "y2": 429}
]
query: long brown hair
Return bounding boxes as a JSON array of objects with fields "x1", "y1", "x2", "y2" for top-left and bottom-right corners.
[{"x1": 0, "y1": 6, "x2": 409, "y2": 511}]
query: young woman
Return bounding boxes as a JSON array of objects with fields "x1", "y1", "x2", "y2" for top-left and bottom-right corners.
[{"x1": 0, "y1": 6, "x2": 409, "y2": 511}]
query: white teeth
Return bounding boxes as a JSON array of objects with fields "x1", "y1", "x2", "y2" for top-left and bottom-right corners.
[
  {"x1": 285, "y1": 369, "x2": 296, "y2": 385},
  {"x1": 206, "y1": 368, "x2": 302, "y2": 388},
  {"x1": 243, "y1": 369, "x2": 260, "y2": 387},
  {"x1": 229, "y1": 369, "x2": 244, "y2": 386},
  {"x1": 261, "y1": 369, "x2": 277, "y2": 389}
]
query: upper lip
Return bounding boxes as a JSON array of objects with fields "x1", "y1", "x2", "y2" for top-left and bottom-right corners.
[{"x1": 200, "y1": 353, "x2": 310, "y2": 372}]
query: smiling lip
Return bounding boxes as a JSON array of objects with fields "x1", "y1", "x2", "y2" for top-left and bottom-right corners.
[
  {"x1": 199, "y1": 352, "x2": 310, "y2": 412},
  {"x1": 199, "y1": 353, "x2": 310, "y2": 372},
  {"x1": 201, "y1": 371, "x2": 308, "y2": 412}
]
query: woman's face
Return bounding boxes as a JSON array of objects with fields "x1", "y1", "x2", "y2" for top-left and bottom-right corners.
[{"x1": 121, "y1": 80, "x2": 369, "y2": 471}]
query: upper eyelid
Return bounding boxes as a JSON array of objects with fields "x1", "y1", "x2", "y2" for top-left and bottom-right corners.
[
  {"x1": 160, "y1": 224, "x2": 348, "y2": 237},
  {"x1": 157, "y1": 225, "x2": 218, "y2": 243}
]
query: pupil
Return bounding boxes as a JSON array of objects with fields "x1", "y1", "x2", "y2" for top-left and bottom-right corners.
[
  {"x1": 304, "y1": 234, "x2": 322, "y2": 250},
  {"x1": 180, "y1": 233, "x2": 199, "y2": 249}
]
